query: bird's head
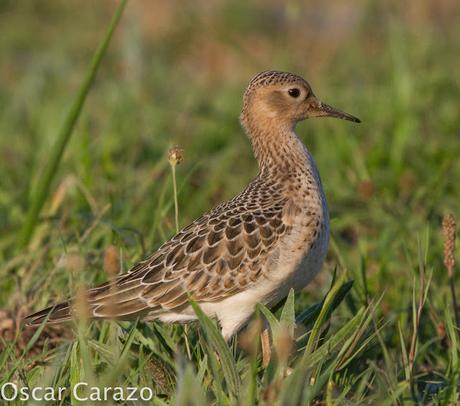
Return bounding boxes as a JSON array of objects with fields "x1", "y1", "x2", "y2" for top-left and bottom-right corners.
[{"x1": 240, "y1": 70, "x2": 360, "y2": 131}]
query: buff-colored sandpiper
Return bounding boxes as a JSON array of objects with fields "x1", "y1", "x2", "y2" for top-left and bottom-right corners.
[{"x1": 25, "y1": 70, "x2": 360, "y2": 363}]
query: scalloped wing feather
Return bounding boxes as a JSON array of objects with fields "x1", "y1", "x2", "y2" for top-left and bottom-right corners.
[{"x1": 25, "y1": 181, "x2": 290, "y2": 326}]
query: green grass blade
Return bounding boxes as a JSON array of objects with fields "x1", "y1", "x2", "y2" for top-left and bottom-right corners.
[
  {"x1": 295, "y1": 280, "x2": 354, "y2": 326},
  {"x1": 256, "y1": 303, "x2": 280, "y2": 330},
  {"x1": 279, "y1": 307, "x2": 367, "y2": 405},
  {"x1": 303, "y1": 273, "x2": 347, "y2": 358},
  {"x1": 444, "y1": 306, "x2": 459, "y2": 403},
  {"x1": 70, "y1": 342, "x2": 82, "y2": 406},
  {"x1": 175, "y1": 362, "x2": 208, "y2": 406},
  {"x1": 190, "y1": 300, "x2": 240, "y2": 397},
  {"x1": 280, "y1": 288, "x2": 295, "y2": 336},
  {"x1": 302, "y1": 306, "x2": 367, "y2": 367},
  {"x1": 102, "y1": 319, "x2": 138, "y2": 386},
  {"x1": 19, "y1": 0, "x2": 127, "y2": 248}
]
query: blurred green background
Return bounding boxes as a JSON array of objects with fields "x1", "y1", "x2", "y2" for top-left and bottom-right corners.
[
  {"x1": 1, "y1": 0, "x2": 459, "y2": 301},
  {"x1": 0, "y1": 0, "x2": 459, "y2": 401}
]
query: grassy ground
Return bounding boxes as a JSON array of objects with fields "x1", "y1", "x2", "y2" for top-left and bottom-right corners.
[{"x1": 1, "y1": 0, "x2": 460, "y2": 404}]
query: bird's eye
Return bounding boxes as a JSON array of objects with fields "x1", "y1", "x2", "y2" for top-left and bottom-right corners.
[{"x1": 288, "y1": 88, "x2": 300, "y2": 98}]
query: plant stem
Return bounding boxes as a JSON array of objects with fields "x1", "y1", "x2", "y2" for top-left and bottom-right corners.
[
  {"x1": 449, "y1": 278, "x2": 460, "y2": 330},
  {"x1": 443, "y1": 214, "x2": 458, "y2": 335},
  {"x1": 171, "y1": 164, "x2": 179, "y2": 234}
]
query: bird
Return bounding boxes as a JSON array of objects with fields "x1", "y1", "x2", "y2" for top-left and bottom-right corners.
[{"x1": 25, "y1": 71, "x2": 360, "y2": 355}]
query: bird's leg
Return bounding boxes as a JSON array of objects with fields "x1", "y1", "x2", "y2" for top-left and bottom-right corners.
[{"x1": 261, "y1": 318, "x2": 271, "y2": 368}]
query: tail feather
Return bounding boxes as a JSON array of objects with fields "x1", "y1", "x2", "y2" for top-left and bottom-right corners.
[
  {"x1": 24, "y1": 302, "x2": 72, "y2": 326},
  {"x1": 24, "y1": 274, "x2": 171, "y2": 326},
  {"x1": 24, "y1": 280, "x2": 155, "y2": 326}
]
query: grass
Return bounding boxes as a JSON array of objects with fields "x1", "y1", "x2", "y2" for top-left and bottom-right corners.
[
  {"x1": 18, "y1": 0, "x2": 128, "y2": 249},
  {"x1": 1, "y1": 0, "x2": 460, "y2": 404}
]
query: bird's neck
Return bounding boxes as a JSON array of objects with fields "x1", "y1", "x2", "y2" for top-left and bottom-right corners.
[
  {"x1": 245, "y1": 119, "x2": 328, "y2": 228},
  {"x1": 245, "y1": 118, "x2": 316, "y2": 178}
]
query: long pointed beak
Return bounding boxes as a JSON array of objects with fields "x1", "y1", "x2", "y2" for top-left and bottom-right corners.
[{"x1": 309, "y1": 99, "x2": 361, "y2": 123}]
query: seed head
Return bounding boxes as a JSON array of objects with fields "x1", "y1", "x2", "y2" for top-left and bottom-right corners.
[
  {"x1": 74, "y1": 286, "x2": 90, "y2": 323},
  {"x1": 168, "y1": 146, "x2": 184, "y2": 166},
  {"x1": 238, "y1": 318, "x2": 262, "y2": 355},
  {"x1": 104, "y1": 245, "x2": 120, "y2": 277},
  {"x1": 273, "y1": 326, "x2": 295, "y2": 363},
  {"x1": 442, "y1": 213, "x2": 456, "y2": 277},
  {"x1": 64, "y1": 252, "x2": 85, "y2": 276}
]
